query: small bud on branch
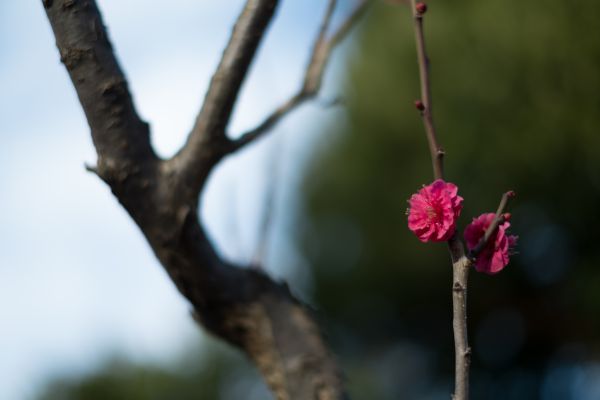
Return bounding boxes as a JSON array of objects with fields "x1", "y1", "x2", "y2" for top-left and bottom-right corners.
[{"x1": 415, "y1": 2, "x2": 428, "y2": 15}]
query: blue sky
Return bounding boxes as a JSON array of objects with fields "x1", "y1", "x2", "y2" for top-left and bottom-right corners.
[{"x1": 0, "y1": 1, "x2": 358, "y2": 398}]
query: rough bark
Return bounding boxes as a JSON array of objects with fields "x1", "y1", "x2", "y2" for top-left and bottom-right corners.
[{"x1": 41, "y1": 0, "x2": 365, "y2": 398}]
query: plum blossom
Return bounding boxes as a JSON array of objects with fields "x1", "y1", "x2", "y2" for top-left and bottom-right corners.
[
  {"x1": 407, "y1": 179, "x2": 463, "y2": 242},
  {"x1": 464, "y1": 213, "x2": 518, "y2": 274}
]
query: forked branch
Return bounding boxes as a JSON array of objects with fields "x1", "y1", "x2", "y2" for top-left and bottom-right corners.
[
  {"x1": 173, "y1": 0, "x2": 280, "y2": 197},
  {"x1": 229, "y1": 0, "x2": 371, "y2": 153},
  {"x1": 407, "y1": 1, "x2": 470, "y2": 398},
  {"x1": 43, "y1": 0, "x2": 370, "y2": 398}
]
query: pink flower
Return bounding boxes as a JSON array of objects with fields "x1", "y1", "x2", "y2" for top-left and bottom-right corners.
[
  {"x1": 407, "y1": 179, "x2": 463, "y2": 242},
  {"x1": 464, "y1": 213, "x2": 518, "y2": 274}
]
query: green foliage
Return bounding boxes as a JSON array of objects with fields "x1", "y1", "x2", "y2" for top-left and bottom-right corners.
[{"x1": 38, "y1": 339, "x2": 270, "y2": 400}]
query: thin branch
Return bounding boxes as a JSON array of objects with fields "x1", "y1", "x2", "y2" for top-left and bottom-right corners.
[
  {"x1": 229, "y1": 92, "x2": 304, "y2": 152},
  {"x1": 468, "y1": 191, "x2": 515, "y2": 258},
  {"x1": 411, "y1": 1, "x2": 443, "y2": 180},
  {"x1": 302, "y1": 0, "x2": 341, "y2": 95},
  {"x1": 84, "y1": 163, "x2": 99, "y2": 175},
  {"x1": 315, "y1": 0, "x2": 339, "y2": 54},
  {"x1": 228, "y1": 0, "x2": 371, "y2": 153},
  {"x1": 407, "y1": 1, "x2": 470, "y2": 398},
  {"x1": 328, "y1": 0, "x2": 371, "y2": 53},
  {"x1": 173, "y1": 0, "x2": 280, "y2": 195}
]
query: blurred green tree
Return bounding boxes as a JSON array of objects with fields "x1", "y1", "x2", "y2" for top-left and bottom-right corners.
[
  {"x1": 38, "y1": 338, "x2": 271, "y2": 400},
  {"x1": 300, "y1": 0, "x2": 600, "y2": 398}
]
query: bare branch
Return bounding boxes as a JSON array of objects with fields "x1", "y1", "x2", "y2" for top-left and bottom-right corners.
[
  {"x1": 302, "y1": 0, "x2": 339, "y2": 95},
  {"x1": 411, "y1": 1, "x2": 443, "y2": 180},
  {"x1": 449, "y1": 248, "x2": 470, "y2": 400},
  {"x1": 44, "y1": 1, "x2": 349, "y2": 398},
  {"x1": 448, "y1": 239, "x2": 471, "y2": 400},
  {"x1": 173, "y1": 0, "x2": 280, "y2": 195},
  {"x1": 229, "y1": 0, "x2": 371, "y2": 153},
  {"x1": 43, "y1": 0, "x2": 156, "y2": 177},
  {"x1": 407, "y1": 1, "x2": 470, "y2": 398}
]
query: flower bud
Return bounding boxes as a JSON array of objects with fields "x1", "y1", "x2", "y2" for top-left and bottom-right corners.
[
  {"x1": 416, "y1": 2, "x2": 428, "y2": 14},
  {"x1": 414, "y1": 99, "x2": 425, "y2": 111}
]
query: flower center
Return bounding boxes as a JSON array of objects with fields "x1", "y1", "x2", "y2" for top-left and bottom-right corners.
[{"x1": 426, "y1": 206, "x2": 438, "y2": 220}]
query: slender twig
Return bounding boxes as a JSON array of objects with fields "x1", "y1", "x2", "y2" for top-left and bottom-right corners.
[
  {"x1": 407, "y1": 1, "x2": 470, "y2": 398},
  {"x1": 299, "y1": 0, "x2": 337, "y2": 96},
  {"x1": 245, "y1": 0, "x2": 369, "y2": 269},
  {"x1": 469, "y1": 191, "x2": 514, "y2": 258},
  {"x1": 229, "y1": 92, "x2": 304, "y2": 152},
  {"x1": 228, "y1": 0, "x2": 371, "y2": 153},
  {"x1": 84, "y1": 163, "x2": 99, "y2": 175},
  {"x1": 410, "y1": 1, "x2": 443, "y2": 180}
]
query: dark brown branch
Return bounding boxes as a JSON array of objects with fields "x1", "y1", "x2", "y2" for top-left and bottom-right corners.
[
  {"x1": 173, "y1": 0, "x2": 280, "y2": 197},
  {"x1": 468, "y1": 191, "x2": 514, "y2": 258},
  {"x1": 43, "y1": 0, "x2": 156, "y2": 179},
  {"x1": 229, "y1": 0, "x2": 371, "y2": 153},
  {"x1": 450, "y1": 242, "x2": 471, "y2": 398},
  {"x1": 44, "y1": 1, "x2": 348, "y2": 398},
  {"x1": 407, "y1": 1, "x2": 470, "y2": 398}
]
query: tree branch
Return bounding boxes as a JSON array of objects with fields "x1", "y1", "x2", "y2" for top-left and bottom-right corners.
[
  {"x1": 228, "y1": 0, "x2": 371, "y2": 153},
  {"x1": 468, "y1": 190, "x2": 515, "y2": 258},
  {"x1": 43, "y1": 1, "x2": 349, "y2": 398},
  {"x1": 43, "y1": 0, "x2": 156, "y2": 179},
  {"x1": 407, "y1": 1, "x2": 469, "y2": 398},
  {"x1": 411, "y1": 1, "x2": 443, "y2": 180},
  {"x1": 172, "y1": 0, "x2": 280, "y2": 198}
]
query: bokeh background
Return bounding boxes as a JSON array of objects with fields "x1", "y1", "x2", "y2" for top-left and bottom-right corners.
[{"x1": 2, "y1": 0, "x2": 600, "y2": 399}]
